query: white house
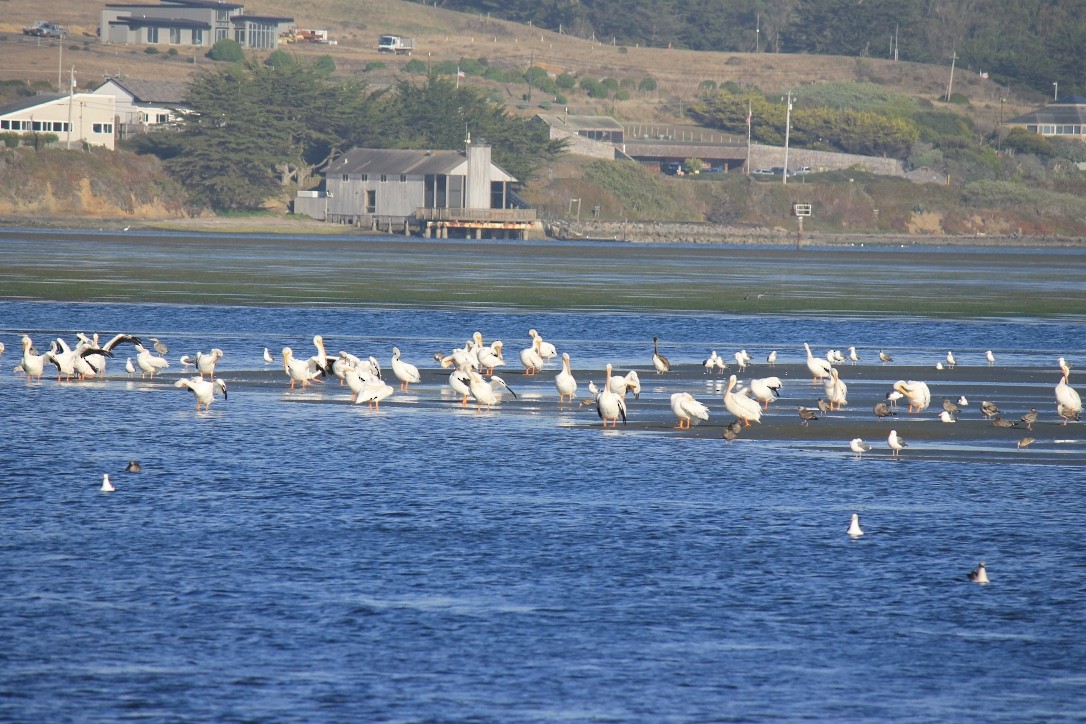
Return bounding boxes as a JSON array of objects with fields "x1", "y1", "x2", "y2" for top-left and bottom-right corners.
[
  {"x1": 0, "y1": 93, "x2": 117, "y2": 150},
  {"x1": 91, "y1": 78, "x2": 189, "y2": 133}
]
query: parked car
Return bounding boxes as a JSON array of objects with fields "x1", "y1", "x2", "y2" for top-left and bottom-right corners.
[{"x1": 23, "y1": 21, "x2": 66, "y2": 38}]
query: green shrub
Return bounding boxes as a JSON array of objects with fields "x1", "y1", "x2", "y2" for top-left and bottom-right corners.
[
  {"x1": 1003, "y1": 127, "x2": 1053, "y2": 157},
  {"x1": 144, "y1": 46, "x2": 160, "y2": 55},
  {"x1": 0, "y1": 131, "x2": 19, "y2": 148},
  {"x1": 404, "y1": 58, "x2": 426, "y2": 74},
  {"x1": 207, "y1": 38, "x2": 243, "y2": 62},
  {"x1": 614, "y1": 89, "x2": 630, "y2": 101},
  {"x1": 948, "y1": 92, "x2": 969, "y2": 105},
  {"x1": 433, "y1": 60, "x2": 458, "y2": 75},
  {"x1": 638, "y1": 77, "x2": 656, "y2": 92},
  {"x1": 313, "y1": 55, "x2": 335, "y2": 74},
  {"x1": 458, "y1": 58, "x2": 484, "y2": 76},
  {"x1": 364, "y1": 60, "x2": 386, "y2": 72},
  {"x1": 699, "y1": 80, "x2": 717, "y2": 95},
  {"x1": 483, "y1": 67, "x2": 507, "y2": 82},
  {"x1": 264, "y1": 49, "x2": 295, "y2": 69},
  {"x1": 556, "y1": 73, "x2": 576, "y2": 89}
]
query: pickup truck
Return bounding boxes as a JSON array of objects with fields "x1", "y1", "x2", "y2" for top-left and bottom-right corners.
[{"x1": 23, "y1": 21, "x2": 67, "y2": 38}]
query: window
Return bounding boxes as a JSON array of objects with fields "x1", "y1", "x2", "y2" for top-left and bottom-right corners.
[
  {"x1": 342, "y1": 174, "x2": 349, "y2": 181},
  {"x1": 92, "y1": 123, "x2": 114, "y2": 134},
  {"x1": 380, "y1": 174, "x2": 387, "y2": 182},
  {"x1": 192, "y1": 28, "x2": 203, "y2": 45},
  {"x1": 156, "y1": 113, "x2": 169, "y2": 124},
  {"x1": 32, "y1": 121, "x2": 42, "y2": 131},
  {"x1": 400, "y1": 175, "x2": 407, "y2": 182},
  {"x1": 366, "y1": 190, "x2": 376, "y2": 214},
  {"x1": 170, "y1": 27, "x2": 181, "y2": 44},
  {"x1": 360, "y1": 174, "x2": 368, "y2": 181},
  {"x1": 147, "y1": 27, "x2": 159, "y2": 43}
]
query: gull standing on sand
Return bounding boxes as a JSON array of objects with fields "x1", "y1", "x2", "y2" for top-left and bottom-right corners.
[
  {"x1": 125, "y1": 357, "x2": 136, "y2": 376},
  {"x1": 263, "y1": 348, "x2": 274, "y2": 364},
  {"x1": 766, "y1": 350, "x2": 778, "y2": 367},
  {"x1": 939, "y1": 410, "x2": 957, "y2": 423},
  {"x1": 850, "y1": 438, "x2": 872, "y2": 456},
  {"x1": 888, "y1": 429, "x2": 907, "y2": 458},
  {"x1": 797, "y1": 407, "x2": 819, "y2": 426},
  {"x1": 670, "y1": 392, "x2": 710, "y2": 429},
  {"x1": 652, "y1": 336, "x2": 671, "y2": 374},
  {"x1": 848, "y1": 346, "x2": 860, "y2": 364},
  {"x1": 703, "y1": 350, "x2": 721, "y2": 374},
  {"x1": 554, "y1": 352, "x2": 578, "y2": 402},
  {"x1": 986, "y1": 350, "x2": 996, "y2": 366},
  {"x1": 981, "y1": 400, "x2": 1000, "y2": 419},
  {"x1": 847, "y1": 513, "x2": 864, "y2": 537},
  {"x1": 803, "y1": 342, "x2": 833, "y2": 385},
  {"x1": 946, "y1": 351, "x2": 957, "y2": 369},
  {"x1": 879, "y1": 350, "x2": 893, "y2": 364}
]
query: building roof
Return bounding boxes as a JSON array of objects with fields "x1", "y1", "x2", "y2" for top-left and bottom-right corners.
[
  {"x1": 1008, "y1": 102, "x2": 1086, "y2": 126},
  {"x1": 332, "y1": 147, "x2": 517, "y2": 182},
  {"x1": 108, "y1": 16, "x2": 212, "y2": 29},
  {"x1": 160, "y1": 0, "x2": 244, "y2": 8},
  {"x1": 230, "y1": 14, "x2": 293, "y2": 23},
  {"x1": 534, "y1": 113, "x2": 624, "y2": 132},
  {"x1": 0, "y1": 93, "x2": 67, "y2": 116},
  {"x1": 95, "y1": 78, "x2": 189, "y2": 105}
]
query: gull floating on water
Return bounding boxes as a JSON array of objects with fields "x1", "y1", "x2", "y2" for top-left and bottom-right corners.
[
  {"x1": 101, "y1": 474, "x2": 115, "y2": 493},
  {"x1": 125, "y1": 460, "x2": 141, "y2": 473},
  {"x1": 968, "y1": 562, "x2": 989, "y2": 584},
  {"x1": 847, "y1": 513, "x2": 864, "y2": 537}
]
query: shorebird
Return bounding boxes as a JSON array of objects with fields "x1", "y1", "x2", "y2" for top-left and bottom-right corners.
[
  {"x1": 946, "y1": 351, "x2": 957, "y2": 369},
  {"x1": 1017, "y1": 437, "x2": 1036, "y2": 450},
  {"x1": 847, "y1": 513, "x2": 864, "y2": 537},
  {"x1": 968, "y1": 562, "x2": 989, "y2": 584},
  {"x1": 652, "y1": 336, "x2": 671, "y2": 374},
  {"x1": 101, "y1": 474, "x2": 115, "y2": 492},
  {"x1": 703, "y1": 350, "x2": 721, "y2": 374},
  {"x1": 797, "y1": 407, "x2": 819, "y2": 426},
  {"x1": 992, "y1": 416, "x2": 1017, "y2": 428},
  {"x1": 670, "y1": 392, "x2": 710, "y2": 429},
  {"x1": 1019, "y1": 408, "x2": 1039, "y2": 430},
  {"x1": 879, "y1": 350, "x2": 893, "y2": 364},
  {"x1": 886, "y1": 389, "x2": 904, "y2": 408},
  {"x1": 943, "y1": 398, "x2": 960, "y2": 416},
  {"x1": 888, "y1": 429, "x2": 907, "y2": 458},
  {"x1": 849, "y1": 438, "x2": 872, "y2": 456},
  {"x1": 125, "y1": 357, "x2": 136, "y2": 376}
]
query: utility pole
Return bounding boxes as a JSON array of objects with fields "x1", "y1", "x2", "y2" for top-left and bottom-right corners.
[
  {"x1": 57, "y1": 42, "x2": 63, "y2": 89},
  {"x1": 66, "y1": 66, "x2": 74, "y2": 150},
  {"x1": 782, "y1": 90, "x2": 793, "y2": 185},
  {"x1": 755, "y1": 14, "x2": 760, "y2": 53},
  {"x1": 945, "y1": 51, "x2": 957, "y2": 102}
]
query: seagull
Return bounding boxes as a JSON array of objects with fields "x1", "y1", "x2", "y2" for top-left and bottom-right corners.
[
  {"x1": 879, "y1": 350, "x2": 893, "y2": 364},
  {"x1": 179, "y1": 354, "x2": 196, "y2": 369},
  {"x1": 125, "y1": 357, "x2": 136, "y2": 375},
  {"x1": 980, "y1": 400, "x2": 1000, "y2": 419},
  {"x1": 985, "y1": 350, "x2": 996, "y2": 366},
  {"x1": 554, "y1": 352, "x2": 578, "y2": 402},
  {"x1": 943, "y1": 398, "x2": 960, "y2": 416},
  {"x1": 1019, "y1": 408, "x2": 1038, "y2": 430},
  {"x1": 174, "y1": 376, "x2": 228, "y2": 411},
  {"x1": 391, "y1": 346, "x2": 421, "y2": 391},
  {"x1": 885, "y1": 389, "x2": 904, "y2": 408},
  {"x1": 888, "y1": 429, "x2": 907, "y2": 458},
  {"x1": 1058, "y1": 403, "x2": 1081, "y2": 425},
  {"x1": 817, "y1": 397, "x2": 831, "y2": 415},
  {"x1": 1017, "y1": 437, "x2": 1036, "y2": 450},
  {"x1": 125, "y1": 460, "x2": 141, "y2": 473},
  {"x1": 848, "y1": 346, "x2": 860, "y2": 364},
  {"x1": 849, "y1": 438, "x2": 872, "y2": 456},
  {"x1": 670, "y1": 392, "x2": 710, "y2": 429},
  {"x1": 992, "y1": 416, "x2": 1017, "y2": 428},
  {"x1": 766, "y1": 350, "x2": 778, "y2": 367},
  {"x1": 939, "y1": 410, "x2": 957, "y2": 423},
  {"x1": 873, "y1": 401, "x2": 897, "y2": 418},
  {"x1": 958, "y1": 396, "x2": 969, "y2": 406},
  {"x1": 797, "y1": 406, "x2": 819, "y2": 426},
  {"x1": 149, "y1": 337, "x2": 169, "y2": 355},
  {"x1": 968, "y1": 562, "x2": 989, "y2": 584},
  {"x1": 847, "y1": 513, "x2": 864, "y2": 537},
  {"x1": 703, "y1": 350, "x2": 721, "y2": 374},
  {"x1": 946, "y1": 351, "x2": 957, "y2": 369},
  {"x1": 263, "y1": 348, "x2": 274, "y2": 364},
  {"x1": 101, "y1": 473, "x2": 115, "y2": 493},
  {"x1": 652, "y1": 336, "x2": 671, "y2": 374},
  {"x1": 734, "y1": 350, "x2": 748, "y2": 372}
]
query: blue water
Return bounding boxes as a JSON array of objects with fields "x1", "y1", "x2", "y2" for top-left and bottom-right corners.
[{"x1": 3, "y1": 300, "x2": 1086, "y2": 721}]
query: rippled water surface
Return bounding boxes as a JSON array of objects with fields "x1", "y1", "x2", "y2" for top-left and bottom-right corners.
[{"x1": 2, "y1": 233, "x2": 1086, "y2": 721}]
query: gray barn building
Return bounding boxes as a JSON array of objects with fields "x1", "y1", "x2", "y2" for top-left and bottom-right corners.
[{"x1": 295, "y1": 141, "x2": 536, "y2": 238}]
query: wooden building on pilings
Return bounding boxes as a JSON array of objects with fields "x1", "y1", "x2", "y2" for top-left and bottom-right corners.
[{"x1": 294, "y1": 139, "x2": 536, "y2": 239}]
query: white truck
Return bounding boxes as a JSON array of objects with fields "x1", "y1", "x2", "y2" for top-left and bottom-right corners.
[
  {"x1": 377, "y1": 35, "x2": 414, "y2": 55},
  {"x1": 23, "y1": 21, "x2": 67, "y2": 38}
]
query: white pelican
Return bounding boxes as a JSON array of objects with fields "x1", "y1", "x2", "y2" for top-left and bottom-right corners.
[
  {"x1": 44, "y1": 339, "x2": 80, "y2": 381},
  {"x1": 848, "y1": 346, "x2": 860, "y2": 364},
  {"x1": 946, "y1": 351, "x2": 957, "y2": 369},
  {"x1": 519, "y1": 335, "x2": 544, "y2": 375},
  {"x1": 1056, "y1": 358, "x2": 1082, "y2": 418},
  {"x1": 125, "y1": 358, "x2": 136, "y2": 375},
  {"x1": 879, "y1": 350, "x2": 893, "y2": 364},
  {"x1": 263, "y1": 347, "x2": 274, "y2": 364},
  {"x1": 847, "y1": 512, "x2": 864, "y2": 537},
  {"x1": 724, "y1": 374, "x2": 761, "y2": 427},
  {"x1": 344, "y1": 367, "x2": 377, "y2": 400},
  {"x1": 824, "y1": 368, "x2": 847, "y2": 411},
  {"x1": 19, "y1": 335, "x2": 46, "y2": 381},
  {"x1": 0, "y1": 341, "x2": 4, "y2": 356},
  {"x1": 528, "y1": 329, "x2": 558, "y2": 361},
  {"x1": 652, "y1": 336, "x2": 671, "y2": 374},
  {"x1": 477, "y1": 341, "x2": 505, "y2": 375},
  {"x1": 175, "y1": 376, "x2": 227, "y2": 411},
  {"x1": 150, "y1": 337, "x2": 169, "y2": 355},
  {"x1": 596, "y1": 364, "x2": 627, "y2": 427},
  {"x1": 281, "y1": 346, "x2": 321, "y2": 389},
  {"x1": 135, "y1": 343, "x2": 169, "y2": 380},
  {"x1": 893, "y1": 380, "x2": 931, "y2": 413},
  {"x1": 749, "y1": 376, "x2": 782, "y2": 409},
  {"x1": 554, "y1": 352, "x2": 578, "y2": 402},
  {"x1": 766, "y1": 350, "x2": 778, "y2": 367},
  {"x1": 803, "y1": 342, "x2": 832, "y2": 385},
  {"x1": 467, "y1": 369, "x2": 516, "y2": 412},
  {"x1": 968, "y1": 562, "x2": 989, "y2": 584},
  {"x1": 985, "y1": 350, "x2": 996, "y2": 366},
  {"x1": 888, "y1": 429, "x2": 907, "y2": 458},
  {"x1": 849, "y1": 438, "x2": 872, "y2": 456},
  {"x1": 354, "y1": 377, "x2": 395, "y2": 409},
  {"x1": 101, "y1": 473, "x2": 115, "y2": 493},
  {"x1": 196, "y1": 348, "x2": 224, "y2": 379},
  {"x1": 448, "y1": 367, "x2": 473, "y2": 406},
  {"x1": 391, "y1": 347, "x2": 421, "y2": 391},
  {"x1": 670, "y1": 392, "x2": 709, "y2": 429}
]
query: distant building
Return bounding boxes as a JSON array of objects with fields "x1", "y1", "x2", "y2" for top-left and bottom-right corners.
[
  {"x1": 533, "y1": 113, "x2": 624, "y2": 160},
  {"x1": 99, "y1": 0, "x2": 292, "y2": 50},
  {"x1": 0, "y1": 93, "x2": 117, "y2": 150},
  {"x1": 295, "y1": 141, "x2": 536, "y2": 239},
  {"x1": 91, "y1": 78, "x2": 189, "y2": 137},
  {"x1": 1006, "y1": 95, "x2": 1086, "y2": 138}
]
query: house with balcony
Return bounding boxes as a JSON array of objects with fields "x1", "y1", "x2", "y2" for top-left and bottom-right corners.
[
  {"x1": 1006, "y1": 95, "x2": 1086, "y2": 138},
  {"x1": 91, "y1": 78, "x2": 189, "y2": 137},
  {"x1": 100, "y1": 0, "x2": 291, "y2": 50}
]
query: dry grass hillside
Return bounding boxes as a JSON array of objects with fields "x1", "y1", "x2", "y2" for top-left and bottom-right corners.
[{"x1": 0, "y1": 0, "x2": 1034, "y2": 128}]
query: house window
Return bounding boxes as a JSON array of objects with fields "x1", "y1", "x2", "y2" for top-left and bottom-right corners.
[
  {"x1": 92, "y1": 123, "x2": 114, "y2": 134},
  {"x1": 215, "y1": 27, "x2": 229, "y2": 42},
  {"x1": 360, "y1": 174, "x2": 368, "y2": 181},
  {"x1": 0, "y1": 121, "x2": 8, "y2": 130},
  {"x1": 147, "y1": 27, "x2": 159, "y2": 43},
  {"x1": 400, "y1": 175, "x2": 407, "y2": 182},
  {"x1": 156, "y1": 113, "x2": 169, "y2": 124},
  {"x1": 193, "y1": 28, "x2": 203, "y2": 44},
  {"x1": 32, "y1": 121, "x2": 42, "y2": 131},
  {"x1": 366, "y1": 190, "x2": 376, "y2": 214},
  {"x1": 170, "y1": 27, "x2": 181, "y2": 44},
  {"x1": 380, "y1": 174, "x2": 387, "y2": 182}
]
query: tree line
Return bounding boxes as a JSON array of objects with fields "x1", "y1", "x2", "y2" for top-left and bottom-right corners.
[{"x1": 135, "y1": 57, "x2": 565, "y2": 212}]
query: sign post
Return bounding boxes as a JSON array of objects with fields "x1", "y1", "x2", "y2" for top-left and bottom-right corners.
[{"x1": 792, "y1": 202, "x2": 812, "y2": 250}]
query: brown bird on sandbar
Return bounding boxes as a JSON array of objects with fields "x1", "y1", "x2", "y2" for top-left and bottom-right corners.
[
  {"x1": 942, "y1": 398, "x2": 960, "y2": 416},
  {"x1": 981, "y1": 400, "x2": 1000, "y2": 419},
  {"x1": 1017, "y1": 437, "x2": 1036, "y2": 450},
  {"x1": 992, "y1": 415, "x2": 1016, "y2": 428},
  {"x1": 797, "y1": 407, "x2": 819, "y2": 426},
  {"x1": 874, "y1": 401, "x2": 897, "y2": 418},
  {"x1": 1019, "y1": 408, "x2": 1038, "y2": 430}
]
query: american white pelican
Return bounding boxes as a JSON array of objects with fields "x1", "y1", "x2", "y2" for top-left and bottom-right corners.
[
  {"x1": 310, "y1": 335, "x2": 334, "y2": 376},
  {"x1": 939, "y1": 410, "x2": 957, "y2": 423},
  {"x1": 849, "y1": 438, "x2": 872, "y2": 456},
  {"x1": 263, "y1": 347, "x2": 274, "y2": 364},
  {"x1": 1056, "y1": 358, "x2": 1082, "y2": 419},
  {"x1": 391, "y1": 347, "x2": 421, "y2": 390},
  {"x1": 150, "y1": 337, "x2": 169, "y2": 355},
  {"x1": 797, "y1": 407, "x2": 819, "y2": 426},
  {"x1": 946, "y1": 351, "x2": 957, "y2": 369},
  {"x1": 477, "y1": 341, "x2": 505, "y2": 375},
  {"x1": 19, "y1": 335, "x2": 46, "y2": 381},
  {"x1": 1019, "y1": 408, "x2": 1038, "y2": 430},
  {"x1": 175, "y1": 376, "x2": 228, "y2": 411},
  {"x1": 985, "y1": 350, "x2": 996, "y2": 366},
  {"x1": 893, "y1": 380, "x2": 931, "y2": 413},
  {"x1": 766, "y1": 350, "x2": 778, "y2": 367},
  {"x1": 1017, "y1": 436, "x2": 1036, "y2": 450},
  {"x1": 847, "y1": 512, "x2": 864, "y2": 537},
  {"x1": 824, "y1": 368, "x2": 847, "y2": 410},
  {"x1": 888, "y1": 429, "x2": 907, "y2": 458},
  {"x1": 596, "y1": 364, "x2": 627, "y2": 427},
  {"x1": 467, "y1": 369, "x2": 517, "y2": 412},
  {"x1": 873, "y1": 402, "x2": 896, "y2": 418},
  {"x1": 608, "y1": 370, "x2": 641, "y2": 399},
  {"x1": 554, "y1": 352, "x2": 577, "y2": 402},
  {"x1": 354, "y1": 377, "x2": 395, "y2": 409},
  {"x1": 652, "y1": 336, "x2": 671, "y2": 374},
  {"x1": 125, "y1": 358, "x2": 136, "y2": 376},
  {"x1": 448, "y1": 367, "x2": 473, "y2": 405},
  {"x1": 281, "y1": 346, "x2": 320, "y2": 389},
  {"x1": 0, "y1": 341, "x2": 4, "y2": 356},
  {"x1": 848, "y1": 346, "x2": 860, "y2": 364},
  {"x1": 749, "y1": 376, "x2": 782, "y2": 409},
  {"x1": 135, "y1": 344, "x2": 169, "y2": 380},
  {"x1": 670, "y1": 392, "x2": 709, "y2": 429},
  {"x1": 803, "y1": 342, "x2": 832, "y2": 385},
  {"x1": 196, "y1": 348, "x2": 224, "y2": 379},
  {"x1": 968, "y1": 562, "x2": 989, "y2": 584},
  {"x1": 980, "y1": 400, "x2": 1000, "y2": 418},
  {"x1": 125, "y1": 460, "x2": 141, "y2": 473},
  {"x1": 879, "y1": 350, "x2": 893, "y2": 364},
  {"x1": 519, "y1": 335, "x2": 544, "y2": 376},
  {"x1": 44, "y1": 339, "x2": 80, "y2": 381},
  {"x1": 724, "y1": 374, "x2": 761, "y2": 427},
  {"x1": 101, "y1": 473, "x2": 115, "y2": 493},
  {"x1": 528, "y1": 329, "x2": 558, "y2": 361}
]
